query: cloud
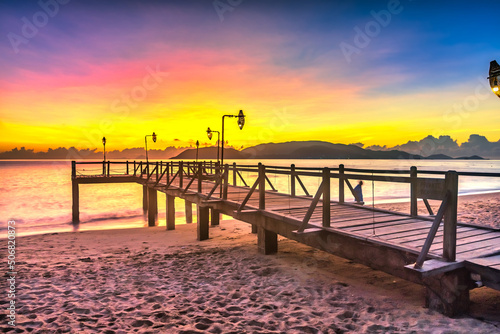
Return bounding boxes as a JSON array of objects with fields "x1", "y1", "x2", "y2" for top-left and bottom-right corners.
[{"x1": 368, "y1": 134, "x2": 500, "y2": 159}]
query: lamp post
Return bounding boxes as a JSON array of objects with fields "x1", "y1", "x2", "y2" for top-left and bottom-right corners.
[
  {"x1": 102, "y1": 137, "x2": 106, "y2": 175},
  {"x1": 196, "y1": 140, "x2": 199, "y2": 162},
  {"x1": 488, "y1": 60, "x2": 500, "y2": 98},
  {"x1": 145, "y1": 132, "x2": 157, "y2": 164},
  {"x1": 206, "y1": 127, "x2": 221, "y2": 164},
  {"x1": 221, "y1": 110, "x2": 245, "y2": 167},
  {"x1": 102, "y1": 137, "x2": 106, "y2": 161}
]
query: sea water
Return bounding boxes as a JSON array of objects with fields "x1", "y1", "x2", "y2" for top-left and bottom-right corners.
[{"x1": 1, "y1": 159, "x2": 499, "y2": 237}]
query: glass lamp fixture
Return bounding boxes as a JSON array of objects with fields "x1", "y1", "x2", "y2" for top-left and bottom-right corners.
[
  {"x1": 237, "y1": 110, "x2": 245, "y2": 130},
  {"x1": 488, "y1": 60, "x2": 500, "y2": 98}
]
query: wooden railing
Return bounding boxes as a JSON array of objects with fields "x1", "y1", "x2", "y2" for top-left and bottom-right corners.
[{"x1": 72, "y1": 160, "x2": 500, "y2": 266}]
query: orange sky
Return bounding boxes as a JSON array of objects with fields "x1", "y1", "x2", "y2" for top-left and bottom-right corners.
[{"x1": 1, "y1": 1, "x2": 499, "y2": 153}]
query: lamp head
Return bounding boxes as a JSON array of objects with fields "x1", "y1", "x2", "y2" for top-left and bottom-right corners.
[
  {"x1": 489, "y1": 60, "x2": 500, "y2": 98},
  {"x1": 102, "y1": 137, "x2": 106, "y2": 145},
  {"x1": 196, "y1": 140, "x2": 199, "y2": 148},
  {"x1": 207, "y1": 127, "x2": 213, "y2": 140},
  {"x1": 152, "y1": 132, "x2": 157, "y2": 143},
  {"x1": 237, "y1": 110, "x2": 245, "y2": 130}
]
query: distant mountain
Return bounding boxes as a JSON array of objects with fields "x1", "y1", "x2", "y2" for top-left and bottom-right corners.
[
  {"x1": 456, "y1": 155, "x2": 485, "y2": 160},
  {"x1": 172, "y1": 141, "x2": 485, "y2": 160},
  {"x1": 241, "y1": 141, "x2": 425, "y2": 160},
  {"x1": 172, "y1": 147, "x2": 246, "y2": 160},
  {"x1": 1, "y1": 141, "x2": 486, "y2": 160},
  {"x1": 426, "y1": 154, "x2": 453, "y2": 160}
]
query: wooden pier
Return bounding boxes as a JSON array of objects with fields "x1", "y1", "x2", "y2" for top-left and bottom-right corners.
[{"x1": 71, "y1": 160, "x2": 500, "y2": 316}]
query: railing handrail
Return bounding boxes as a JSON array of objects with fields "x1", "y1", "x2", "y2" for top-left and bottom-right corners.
[{"x1": 72, "y1": 160, "x2": 500, "y2": 178}]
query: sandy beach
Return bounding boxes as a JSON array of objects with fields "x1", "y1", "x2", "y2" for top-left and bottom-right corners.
[
  {"x1": 2, "y1": 193, "x2": 500, "y2": 334},
  {"x1": 376, "y1": 192, "x2": 500, "y2": 229}
]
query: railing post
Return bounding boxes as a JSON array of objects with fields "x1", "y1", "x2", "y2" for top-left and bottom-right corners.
[
  {"x1": 222, "y1": 164, "x2": 229, "y2": 199},
  {"x1": 165, "y1": 162, "x2": 170, "y2": 184},
  {"x1": 443, "y1": 171, "x2": 459, "y2": 262},
  {"x1": 187, "y1": 162, "x2": 190, "y2": 177},
  {"x1": 107, "y1": 161, "x2": 110, "y2": 177},
  {"x1": 291, "y1": 164, "x2": 296, "y2": 197},
  {"x1": 198, "y1": 162, "x2": 203, "y2": 193},
  {"x1": 156, "y1": 161, "x2": 159, "y2": 182},
  {"x1": 259, "y1": 163, "x2": 265, "y2": 210},
  {"x1": 71, "y1": 161, "x2": 76, "y2": 180},
  {"x1": 179, "y1": 161, "x2": 184, "y2": 188},
  {"x1": 102, "y1": 160, "x2": 106, "y2": 175},
  {"x1": 126, "y1": 161, "x2": 129, "y2": 175},
  {"x1": 72, "y1": 161, "x2": 79, "y2": 223},
  {"x1": 410, "y1": 166, "x2": 418, "y2": 216},
  {"x1": 210, "y1": 161, "x2": 213, "y2": 174},
  {"x1": 233, "y1": 162, "x2": 237, "y2": 186},
  {"x1": 339, "y1": 164, "x2": 345, "y2": 204},
  {"x1": 134, "y1": 161, "x2": 136, "y2": 176},
  {"x1": 323, "y1": 167, "x2": 331, "y2": 227}
]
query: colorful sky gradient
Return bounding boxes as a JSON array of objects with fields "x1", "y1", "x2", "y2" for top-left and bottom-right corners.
[{"x1": 1, "y1": 0, "x2": 499, "y2": 153}]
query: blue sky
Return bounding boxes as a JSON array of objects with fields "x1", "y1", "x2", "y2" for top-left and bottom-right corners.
[{"x1": 0, "y1": 0, "x2": 498, "y2": 151}]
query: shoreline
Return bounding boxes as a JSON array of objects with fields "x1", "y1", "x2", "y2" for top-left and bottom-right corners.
[
  {"x1": 3, "y1": 220, "x2": 500, "y2": 332},
  {"x1": 4, "y1": 191, "x2": 499, "y2": 240}
]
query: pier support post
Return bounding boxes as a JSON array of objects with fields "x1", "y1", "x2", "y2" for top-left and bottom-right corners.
[
  {"x1": 211, "y1": 209, "x2": 220, "y2": 226},
  {"x1": 72, "y1": 181, "x2": 79, "y2": 223},
  {"x1": 197, "y1": 206, "x2": 209, "y2": 241},
  {"x1": 185, "y1": 200, "x2": 193, "y2": 224},
  {"x1": 423, "y1": 268, "x2": 471, "y2": 317},
  {"x1": 258, "y1": 227, "x2": 278, "y2": 255},
  {"x1": 142, "y1": 185, "x2": 148, "y2": 212},
  {"x1": 166, "y1": 195, "x2": 175, "y2": 230},
  {"x1": 147, "y1": 187, "x2": 157, "y2": 227}
]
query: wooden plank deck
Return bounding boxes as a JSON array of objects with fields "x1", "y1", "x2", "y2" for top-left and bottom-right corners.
[
  {"x1": 159, "y1": 173, "x2": 500, "y2": 286},
  {"x1": 72, "y1": 164, "x2": 500, "y2": 315},
  {"x1": 140, "y1": 172, "x2": 500, "y2": 271}
]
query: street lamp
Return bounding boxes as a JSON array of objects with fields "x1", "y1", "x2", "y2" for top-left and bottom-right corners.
[
  {"x1": 488, "y1": 60, "x2": 500, "y2": 98},
  {"x1": 221, "y1": 110, "x2": 245, "y2": 167},
  {"x1": 145, "y1": 132, "x2": 157, "y2": 164},
  {"x1": 196, "y1": 140, "x2": 199, "y2": 162},
  {"x1": 206, "y1": 127, "x2": 221, "y2": 164},
  {"x1": 102, "y1": 136, "x2": 106, "y2": 175},
  {"x1": 102, "y1": 137, "x2": 106, "y2": 161}
]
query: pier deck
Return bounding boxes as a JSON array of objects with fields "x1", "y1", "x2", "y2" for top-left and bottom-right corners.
[{"x1": 72, "y1": 160, "x2": 500, "y2": 316}]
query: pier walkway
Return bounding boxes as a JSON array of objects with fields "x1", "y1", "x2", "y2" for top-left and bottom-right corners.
[{"x1": 71, "y1": 160, "x2": 500, "y2": 316}]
